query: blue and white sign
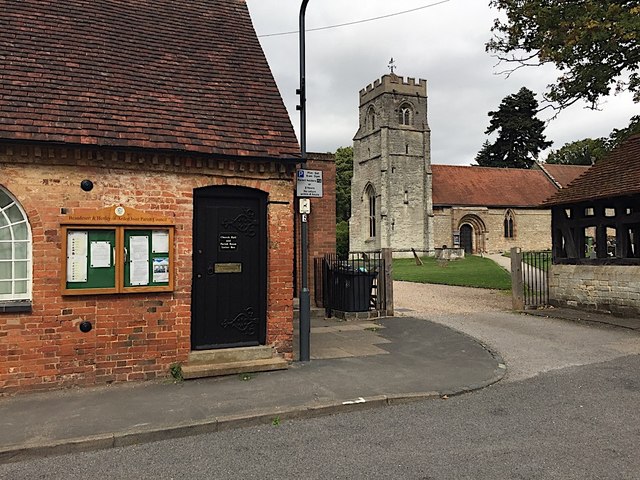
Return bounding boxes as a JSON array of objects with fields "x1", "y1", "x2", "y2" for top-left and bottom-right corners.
[{"x1": 296, "y1": 169, "x2": 323, "y2": 198}]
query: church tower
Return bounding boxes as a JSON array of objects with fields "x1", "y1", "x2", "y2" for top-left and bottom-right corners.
[{"x1": 349, "y1": 73, "x2": 433, "y2": 256}]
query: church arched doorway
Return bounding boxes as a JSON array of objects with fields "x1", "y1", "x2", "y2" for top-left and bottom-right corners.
[
  {"x1": 458, "y1": 214, "x2": 487, "y2": 254},
  {"x1": 460, "y1": 224, "x2": 473, "y2": 254}
]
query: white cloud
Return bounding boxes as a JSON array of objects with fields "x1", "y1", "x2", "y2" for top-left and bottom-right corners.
[{"x1": 247, "y1": 0, "x2": 638, "y2": 165}]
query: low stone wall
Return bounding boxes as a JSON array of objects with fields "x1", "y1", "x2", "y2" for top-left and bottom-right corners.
[{"x1": 549, "y1": 265, "x2": 640, "y2": 316}]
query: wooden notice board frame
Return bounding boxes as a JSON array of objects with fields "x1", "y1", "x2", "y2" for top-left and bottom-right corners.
[{"x1": 61, "y1": 206, "x2": 175, "y2": 295}]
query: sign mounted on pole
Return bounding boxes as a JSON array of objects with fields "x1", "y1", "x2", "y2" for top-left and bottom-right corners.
[{"x1": 296, "y1": 169, "x2": 323, "y2": 198}]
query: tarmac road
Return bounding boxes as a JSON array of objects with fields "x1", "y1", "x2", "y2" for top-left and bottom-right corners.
[
  {"x1": 1, "y1": 354, "x2": 638, "y2": 479},
  {"x1": 394, "y1": 281, "x2": 640, "y2": 382},
  {"x1": 2, "y1": 282, "x2": 639, "y2": 478}
]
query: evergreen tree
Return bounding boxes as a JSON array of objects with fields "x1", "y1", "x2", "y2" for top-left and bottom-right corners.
[{"x1": 475, "y1": 87, "x2": 551, "y2": 168}]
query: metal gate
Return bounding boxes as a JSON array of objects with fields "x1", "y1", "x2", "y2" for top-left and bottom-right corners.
[
  {"x1": 313, "y1": 252, "x2": 386, "y2": 316},
  {"x1": 521, "y1": 250, "x2": 551, "y2": 308}
]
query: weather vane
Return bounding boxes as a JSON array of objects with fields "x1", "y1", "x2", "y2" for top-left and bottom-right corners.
[{"x1": 388, "y1": 58, "x2": 396, "y2": 74}]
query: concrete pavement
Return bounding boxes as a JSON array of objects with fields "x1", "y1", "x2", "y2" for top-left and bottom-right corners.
[{"x1": 0, "y1": 316, "x2": 505, "y2": 463}]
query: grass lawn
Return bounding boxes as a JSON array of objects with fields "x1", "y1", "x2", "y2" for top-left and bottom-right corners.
[
  {"x1": 393, "y1": 255, "x2": 511, "y2": 290},
  {"x1": 503, "y1": 250, "x2": 551, "y2": 272}
]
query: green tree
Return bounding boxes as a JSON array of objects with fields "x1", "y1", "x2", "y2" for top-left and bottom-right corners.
[
  {"x1": 545, "y1": 115, "x2": 640, "y2": 164},
  {"x1": 334, "y1": 146, "x2": 353, "y2": 258},
  {"x1": 335, "y1": 146, "x2": 353, "y2": 223},
  {"x1": 607, "y1": 115, "x2": 640, "y2": 149},
  {"x1": 545, "y1": 138, "x2": 607, "y2": 165},
  {"x1": 336, "y1": 220, "x2": 349, "y2": 259},
  {"x1": 487, "y1": 1, "x2": 640, "y2": 110},
  {"x1": 475, "y1": 87, "x2": 552, "y2": 168}
]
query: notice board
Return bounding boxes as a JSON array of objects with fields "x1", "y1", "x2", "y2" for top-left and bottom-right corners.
[{"x1": 61, "y1": 206, "x2": 174, "y2": 295}]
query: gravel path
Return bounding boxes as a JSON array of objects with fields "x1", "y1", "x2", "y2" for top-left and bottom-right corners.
[
  {"x1": 394, "y1": 281, "x2": 512, "y2": 315},
  {"x1": 394, "y1": 281, "x2": 640, "y2": 383}
]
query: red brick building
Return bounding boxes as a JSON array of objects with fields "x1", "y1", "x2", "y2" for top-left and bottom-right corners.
[
  {"x1": 295, "y1": 153, "x2": 337, "y2": 303},
  {"x1": 0, "y1": 0, "x2": 302, "y2": 393}
]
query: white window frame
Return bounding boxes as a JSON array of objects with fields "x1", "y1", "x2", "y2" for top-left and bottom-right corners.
[{"x1": 0, "y1": 187, "x2": 32, "y2": 302}]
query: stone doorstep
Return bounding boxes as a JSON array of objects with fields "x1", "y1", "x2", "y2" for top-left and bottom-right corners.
[
  {"x1": 188, "y1": 346, "x2": 275, "y2": 364},
  {"x1": 181, "y1": 357, "x2": 288, "y2": 380},
  {"x1": 182, "y1": 346, "x2": 288, "y2": 380}
]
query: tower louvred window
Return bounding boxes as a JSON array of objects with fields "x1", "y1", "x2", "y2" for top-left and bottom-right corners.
[{"x1": 399, "y1": 104, "x2": 412, "y2": 125}]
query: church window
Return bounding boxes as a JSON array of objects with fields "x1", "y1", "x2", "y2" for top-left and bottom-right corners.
[
  {"x1": 0, "y1": 187, "x2": 32, "y2": 303},
  {"x1": 404, "y1": 190, "x2": 409, "y2": 205},
  {"x1": 368, "y1": 108, "x2": 376, "y2": 130},
  {"x1": 405, "y1": 144, "x2": 409, "y2": 154},
  {"x1": 366, "y1": 186, "x2": 376, "y2": 238},
  {"x1": 398, "y1": 104, "x2": 412, "y2": 126},
  {"x1": 504, "y1": 210, "x2": 515, "y2": 238}
]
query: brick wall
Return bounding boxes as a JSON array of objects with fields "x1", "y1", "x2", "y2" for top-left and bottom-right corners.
[
  {"x1": 295, "y1": 153, "x2": 336, "y2": 302},
  {"x1": 549, "y1": 265, "x2": 640, "y2": 316},
  {"x1": 0, "y1": 143, "x2": 296, "y2": 394}
]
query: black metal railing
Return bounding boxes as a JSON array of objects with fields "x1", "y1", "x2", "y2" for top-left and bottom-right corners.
[
  {"x1": 314, "y1": 252, "x2": 386, "y2": 316},
  {"x1": 522, "y1": 250, "x2": 551, "y2": 308}
]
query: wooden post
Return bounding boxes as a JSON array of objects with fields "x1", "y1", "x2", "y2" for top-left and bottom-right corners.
[
  {"x1": 382, "y1": 248, "x2": 394, "y2": 316},
  {"x1": 411, "y1": 248, "x2": 423, "y2": 265},
  {"x1": 511, "y1": 247, "x2": 524, "y2": 310}
]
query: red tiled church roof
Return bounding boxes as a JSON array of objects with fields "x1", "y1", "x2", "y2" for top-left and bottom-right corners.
[
  {"x1": 544, "y1": 134, "x2": 640, "y2": 206},
  {"x1": 538, "y1": 164, "x2": 590, "y2": 188},
  {"x1": 432, "y1": 165, "x2": 559, "y2": 207},
  {"x1": 0, "y1": 0, "x2": 300, "y2": 159}
]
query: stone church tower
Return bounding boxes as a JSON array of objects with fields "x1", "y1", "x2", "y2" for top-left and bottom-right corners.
[{"x1": 349, "y1": 74, "x2": 433, "y2": 256}]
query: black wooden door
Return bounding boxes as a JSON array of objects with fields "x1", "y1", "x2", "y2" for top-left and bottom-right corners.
[
  {"x1": 460, "y1": 224, "x2": 473, "y2": 254},
  {"x1": 191, "y1": 186, "x2": 267, "y2": 350}
]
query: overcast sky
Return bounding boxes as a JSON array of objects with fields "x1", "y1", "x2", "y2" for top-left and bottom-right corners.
[{"x1": 245, "y1": 0, "x2": 638, "y2": 165}]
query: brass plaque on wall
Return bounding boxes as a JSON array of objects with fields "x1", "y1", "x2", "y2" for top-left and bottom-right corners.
[{"x1": 214, "y1": 263, "x2": 242, "y2": 274}]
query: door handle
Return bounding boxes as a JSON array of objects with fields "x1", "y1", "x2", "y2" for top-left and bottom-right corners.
[{"x1": 207, "y1": 264, "x2": 214, "y2": 275}]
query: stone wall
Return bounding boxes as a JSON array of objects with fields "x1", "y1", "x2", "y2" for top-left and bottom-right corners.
[
  {"x1": 0, "y1": 143, "x2": 295, "y2": 394},
  {"x1": 350, "y1": 74, "x2": 432, "y2": 255},
  {"x1": 433, "y1": 206, "x2": 551, "y2": 253},
  {"x1": 549, "y1": 265, "x2": 640, "y2": 316}
]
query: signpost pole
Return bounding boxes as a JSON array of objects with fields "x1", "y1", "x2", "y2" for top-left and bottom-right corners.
[{"x1": 298, "y1": 0, "x2": 311, "y2": 362}]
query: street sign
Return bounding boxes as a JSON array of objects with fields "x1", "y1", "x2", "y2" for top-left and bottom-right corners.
[{"x1": 296, "y1": 169, "x2": 323, "y2": 198}]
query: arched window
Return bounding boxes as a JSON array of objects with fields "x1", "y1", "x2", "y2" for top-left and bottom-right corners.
[
  {"x1": 0, "y1": 187, "x2": 32, "y2": 302},
  {"x1": 365, "y1": 185, "x2": 376, "y2": 238},
  {"x1": 504, "y1": 210, "x2": 515, "y2": 238},
  {"x1": 367, "y1": 107, "x2": 376, "y2": 131},
  {"x1": 398, "y1": 103, "x2": 412, "y2": 126}
]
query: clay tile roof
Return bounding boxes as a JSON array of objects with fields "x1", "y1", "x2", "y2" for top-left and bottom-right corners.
[
  {"x1": 538, "y1": 164, "x2": 591, "y2": 188},
  {"x1": 543, "y1": 134, "x2": 640, "y2": 206},
  {"x1": 432, "y1": 165, "x2": 559, "y2": 208},
  {"x1": 0, "y1": 0, "x2": 300, "y2": 159}
]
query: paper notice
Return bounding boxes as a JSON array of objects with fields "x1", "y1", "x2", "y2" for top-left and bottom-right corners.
[
  {"x1": 130, "y1": 236, "x2": 149, "y2": 261},
  {"x1": 90, "y1": 241, "x2": 112, "y2": 268},
  {"x1": 152, "y1": 230, "x2": 169, "y2": 253},
  {"x1": 152, "y1": 257, "x2": 169, "y2": 283},
  {"x1": 130, "y1": 260, "x2": 149, "y2": 286},
  {"x1": 67, "y1": 231, "x2": 88, "y2": 282},
  {"x1": 129, "y1": 236, "x2": 150, "y2": 285}
]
